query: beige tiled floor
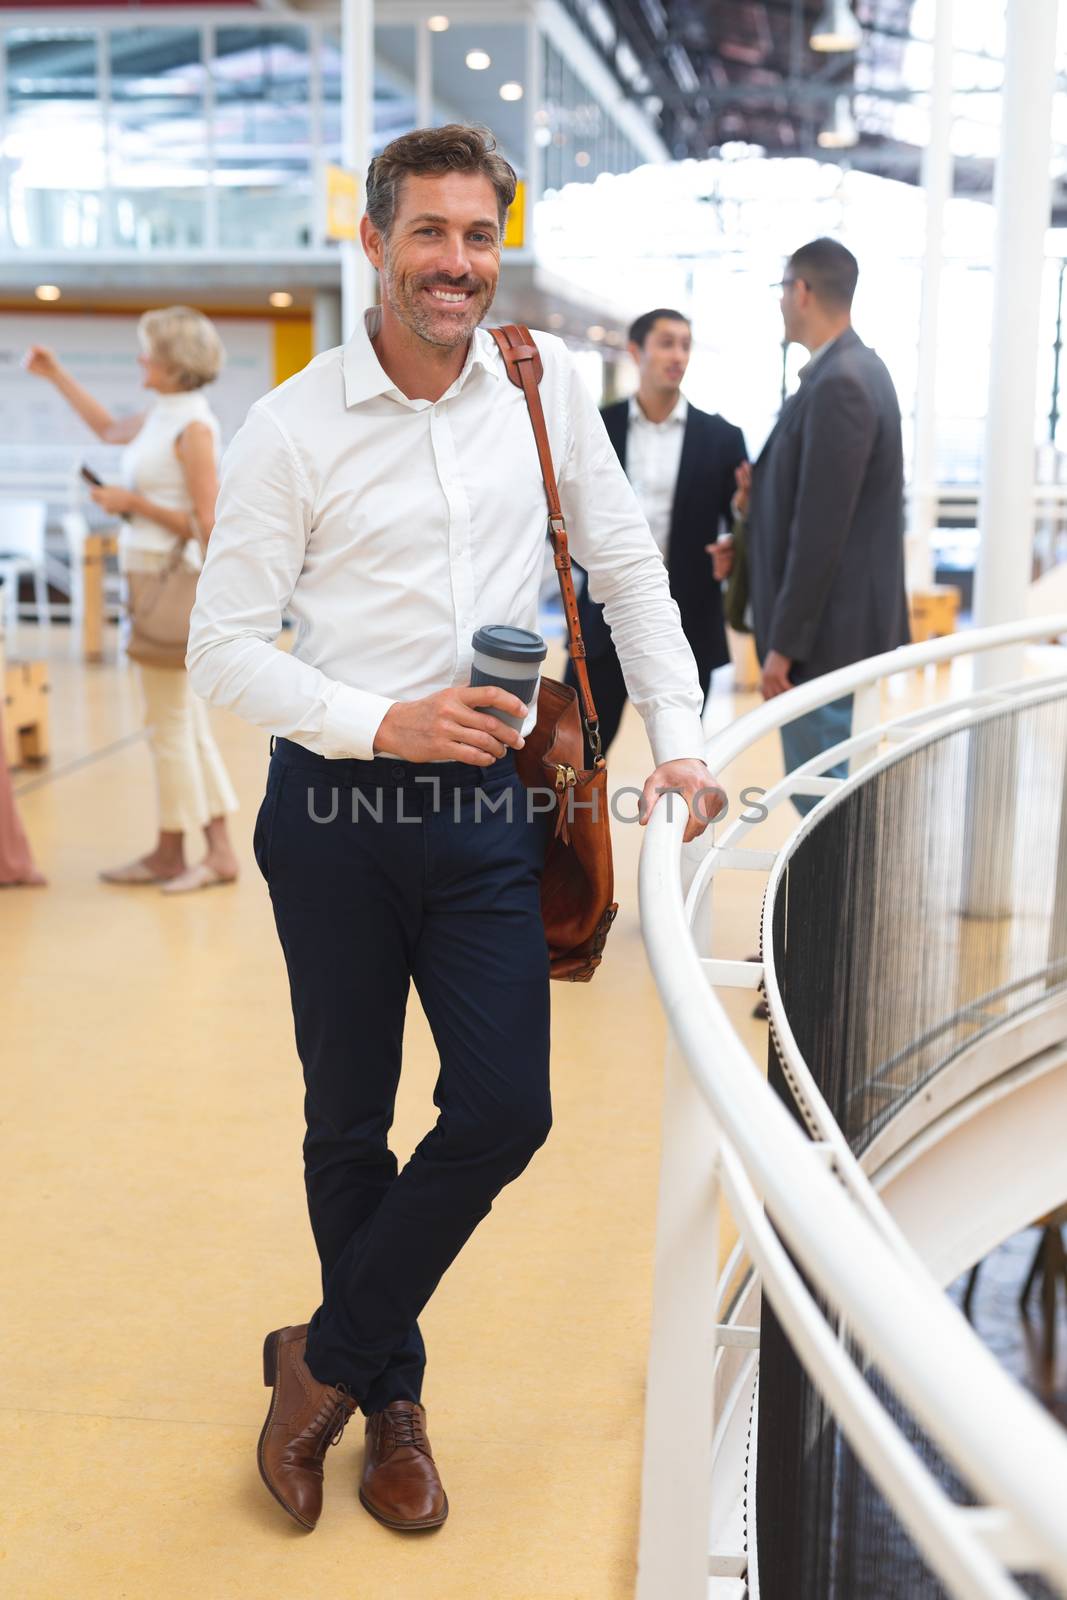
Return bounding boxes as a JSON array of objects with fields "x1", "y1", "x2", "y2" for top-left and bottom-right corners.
[{"x1": 2, "y1": 629, "x2": 769, "y2": 1600}]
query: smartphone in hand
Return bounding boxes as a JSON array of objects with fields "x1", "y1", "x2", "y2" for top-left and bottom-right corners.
[{"x1": 79, "y1": 464, "x2": 104, "y2": 487}]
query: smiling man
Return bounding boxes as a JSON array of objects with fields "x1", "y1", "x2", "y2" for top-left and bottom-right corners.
[{"x1": 188, "y1": 124, "x2": 720, "y2": 1538}]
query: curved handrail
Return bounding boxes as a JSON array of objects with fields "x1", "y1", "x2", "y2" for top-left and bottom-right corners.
[
  {"x1": 763, "y1": 671, "x2": 1067, "y2": 1158},
  {"x1": 637, "y1": 616, "x2": 1067, "y2": 1599}
]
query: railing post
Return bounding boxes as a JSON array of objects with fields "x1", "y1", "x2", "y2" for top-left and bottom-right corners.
[
  {"x1": 851, "y1": 680, "x2": 883, "y2": 771},
  {"x1": 637, "y1": 1036, "x2": 721, "y2": 1600},
  {"x1": 1048, "y1": 735, "x2": 1067, "y2": 991}
]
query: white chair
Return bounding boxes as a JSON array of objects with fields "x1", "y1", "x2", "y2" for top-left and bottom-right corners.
[{"x1": 0, "y1": 500, "x2": 49, "y2": 636}]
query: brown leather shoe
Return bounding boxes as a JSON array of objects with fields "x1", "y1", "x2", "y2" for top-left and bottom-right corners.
[
  {"x1": 359, "y1": 1401, "x2": 449, "y2": 1531},
  {"x1": 257, "y1": 1324, "x2": 357, "y2": 1531}
]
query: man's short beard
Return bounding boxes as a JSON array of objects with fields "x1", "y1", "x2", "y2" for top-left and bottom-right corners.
[{"x1": 381, "y1": 248, "x2": 495, "y2": 349}]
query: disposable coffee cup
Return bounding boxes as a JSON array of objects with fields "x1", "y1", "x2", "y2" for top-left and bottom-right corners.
[{"x1": 470, "y1": 625, "x2": 547, "y2": 732}]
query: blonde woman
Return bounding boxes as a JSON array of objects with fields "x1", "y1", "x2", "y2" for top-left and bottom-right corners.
[{"x1": 26, "y1": 307, "x2": 239, "y2": 891}]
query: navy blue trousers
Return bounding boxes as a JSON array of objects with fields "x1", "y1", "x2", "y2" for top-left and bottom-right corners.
[{"x1": 253, "y1": 740, "x2": 552, "y2": 1412}]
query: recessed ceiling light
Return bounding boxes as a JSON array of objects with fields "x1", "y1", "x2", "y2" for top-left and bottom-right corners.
[
  {"x1": 465, "y1": 49, "x2": 491, "y2": 71},
  {"x1": 35, "y1": 284, "x2": 61, "y2": 302},
  {"x1": 574, "y1": 150, "x2": 591, "y2": 167},
  {"x1": 547, "y1": 312, "x2": 565, "y2": 329},
  {"x1": 269, "y1": 291, "x2": 294, "y2": 308},
  {"x1": 427, "y1": 14, "x2": 450, "y2": 31},
  {"x1": 586, "y1": 324, "x2": 606, "y2": 342},
  {"x1": 499, "y1": 82, "x2": 524, "y2": 102},
  {"x1": 810, "y1": 0, "x2": 862, "y2": 52},
  {"x1": 534, "y1": 127, "x2": 552, "y2": 148}
]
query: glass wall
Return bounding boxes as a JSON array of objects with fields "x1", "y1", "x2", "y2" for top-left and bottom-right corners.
[
  {"x1": 213, "y1": 25, "x2": 312, "y2": 251},
  {"x1": 0, "y1": 12, "x2": 649, "y2": 256},
  {"x1": 320, "y1": 23, "x2": 419, "y2": 170},
  {"x1": 109, "y1": 26, "x2": 207, "y2": 249},
  {"x1": 540, "y1": 37, "x2": 640, "y2": 196},
  {"x1": 5, "y1": 27, "x2": 105, "y2": 251}
]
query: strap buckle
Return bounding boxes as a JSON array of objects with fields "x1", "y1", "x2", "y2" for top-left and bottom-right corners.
[
  {"x1": 547, "y1": 513, "x2": 566, "y2": 538},
  {"x1": 584, "y1": 717, "x2": 603, "y2": 764}
]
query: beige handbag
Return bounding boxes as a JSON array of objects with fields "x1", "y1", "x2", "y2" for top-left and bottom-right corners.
[{"x1": 125, "y1": 548, "x2": 200, "y2": 669}]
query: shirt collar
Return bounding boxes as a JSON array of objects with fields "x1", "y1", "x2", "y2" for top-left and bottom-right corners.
[
  {"x1": 343, "y1": 307, "x2": 501, "y2": 408},
  {"x1": 798, "y1": 331, "x2": 843, "y2": 382},
  {"x1": 629, "y1": 393, "x2": 688, "y2": 427}
]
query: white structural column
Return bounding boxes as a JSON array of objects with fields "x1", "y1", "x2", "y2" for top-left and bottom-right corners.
[
  {"x1": 907, "y1": 0, "x2": 954, "y2": 589},
  {"x1": 341, "y1": 0, "x2": 375, "y2": 337},
  {"x1": 965, "y1": 0, "x2": 1058, "y2": 917},
  {"x1": 415, "y1": 16, "x2": 432, "y2": 128},
  {"x1": 973, "y1": 0, "x2": 1058, "y2": 683},
  {"x1": 314, "y1": 289, "x2": 343, "y2": 354}
]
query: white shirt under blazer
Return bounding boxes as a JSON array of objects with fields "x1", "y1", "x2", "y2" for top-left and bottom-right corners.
[
  {"x1": 625, "y1": 392, "x2": 688, "y2": 560},
  {"x1": 187, "y1": 310, "x2": 705, "y2": 765}
]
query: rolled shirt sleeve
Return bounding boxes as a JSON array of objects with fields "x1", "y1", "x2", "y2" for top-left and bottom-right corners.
[
  {"x1": 558, "y1": 363, "x2": 705, "y2": 766},
  {"x1": 186, "y1": 405, "x2": 395, "y2": 760}
]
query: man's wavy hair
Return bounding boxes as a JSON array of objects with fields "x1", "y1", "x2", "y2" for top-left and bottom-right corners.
[{"x1": 365, "y1": 124, "x2": 518, "y2": 240}]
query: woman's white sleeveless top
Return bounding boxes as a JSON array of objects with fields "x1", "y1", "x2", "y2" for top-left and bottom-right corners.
[{"x1": 120, "y1": 389, "x2": 221, "y2": 573}]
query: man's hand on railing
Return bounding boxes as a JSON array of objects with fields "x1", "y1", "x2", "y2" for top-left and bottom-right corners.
[{"x1": 639, "y1": 758, "x2": 727, "y2": 843}]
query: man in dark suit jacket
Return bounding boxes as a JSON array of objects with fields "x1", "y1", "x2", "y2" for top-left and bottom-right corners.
[
  {"x1": 566, "y1": 307, "x2": 747, "y2": 755},
  {"x1": 742, "y1": 238, "x2": 909, "y2": 813}
]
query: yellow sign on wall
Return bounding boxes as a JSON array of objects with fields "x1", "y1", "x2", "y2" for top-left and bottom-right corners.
[
  {"x1": 503, "y1": 181, "x2": 526, "y2": 249},
  {"x1": 326, "y1": 165, "x2": 360, "y2": 242}
]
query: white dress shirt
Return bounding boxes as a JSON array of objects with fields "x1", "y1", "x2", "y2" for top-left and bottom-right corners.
[
  {"x1": 625, "y1": 393, "x2": 688, "y2": 560},
  {"x1": 187, "y1": 310, "x2": 704, "y2": 766}
]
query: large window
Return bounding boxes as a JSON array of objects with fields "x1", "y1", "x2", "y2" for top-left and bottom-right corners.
[
  {"x1": 320, "y1": 23, "x2": 420, "y2": 168},
  {"x1": 213, "y1": 26, "x2": 312, "y2": 250},
  {"x1": 3, "y1": 19, "x2": 322, "y2": 253},
  {"x1": 0, "y1": 13, "x2": 643, "y2": 256},
  {"x1": 109, "y1": 27, "x2": 207, "y2": 250},
  {"x1": 540, "y1": 37, "x2": 639, "y2": 195},
  {"x1": 5, "y1": 27, "x2": 105, "y2": 250}
]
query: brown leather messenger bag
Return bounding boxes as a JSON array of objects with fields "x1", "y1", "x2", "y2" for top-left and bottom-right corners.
[{"x1": 489, "y1": 323, "x2": 618, "y2": 983}]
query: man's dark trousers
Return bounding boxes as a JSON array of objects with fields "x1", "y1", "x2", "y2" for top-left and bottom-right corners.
[{"x1": 254, "y1": 739, "x2": 553, "y2": 1413}]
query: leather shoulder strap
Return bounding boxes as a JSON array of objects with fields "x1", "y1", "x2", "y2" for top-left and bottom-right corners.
[{"x1": 489, "y1": 324, "x2": 601, "y2": 759}]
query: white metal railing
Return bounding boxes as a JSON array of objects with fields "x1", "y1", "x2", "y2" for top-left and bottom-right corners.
[{"x1": 637, "y1": 615, "x2": 1067, "y2": 1600}]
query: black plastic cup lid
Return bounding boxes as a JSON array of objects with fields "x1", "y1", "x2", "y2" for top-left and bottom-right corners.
[{"x1": 471, "y1": 625, "x2": 547, "y2": 663}]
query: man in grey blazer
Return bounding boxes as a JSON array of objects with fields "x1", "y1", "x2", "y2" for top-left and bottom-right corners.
[{"x1": 736, "y1": 237, "x2": 909, "y2": 814}]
